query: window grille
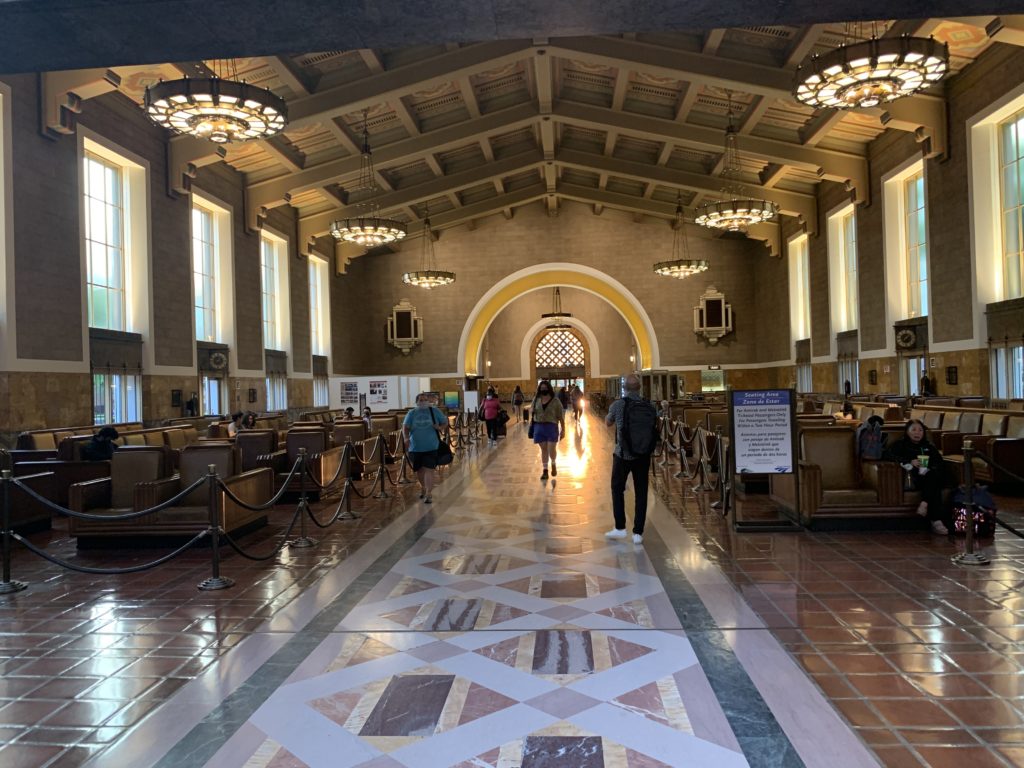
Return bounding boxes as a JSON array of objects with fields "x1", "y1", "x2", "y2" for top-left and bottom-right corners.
[{"x1": 535, "y1": 330, "x2": 585, "y2": 369}]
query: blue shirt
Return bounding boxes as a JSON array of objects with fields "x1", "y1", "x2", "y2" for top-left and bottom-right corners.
[{"x1": 403, "y1": 406, "x2": 444, "y2": 452}]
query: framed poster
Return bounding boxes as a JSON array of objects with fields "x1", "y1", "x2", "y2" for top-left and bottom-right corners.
[
  {"x1": 340, "y1": 382, "x2": 359, "y2": 405},
  {"x1": 368, "y1": 380, "x2": 388, "y2": 406},
  {"x1": 444, "y1": 391, "x2": 460, "y2": 409}
]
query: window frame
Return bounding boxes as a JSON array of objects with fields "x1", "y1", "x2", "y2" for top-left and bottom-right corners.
[
  {"x1": 83, "y1": 150, "x2": 127, "y2": 332},
  {"x1": 260, "y1": 233, "x2": 286, "y2": 350},
  {"x1": 998, "y1": 109, "x2": 1024, "y2": 300},
  {"x1": 92, "y1": 371, "x2": 142, "y2": 425},
  {"x1": 903, "y1": 171, "x2": 929, "y2": 318},
  {"x1": 788, "y1": 234, "x2": 811, "y2": 350},
  {"x1": 266, "y1": 371, "x2": 288, "y2": 411},
  {"x1": 308, "y1": 254, "x2": 330, "y2": 358},
  {"x1": 192, "y1": 203, "x2": 217, "y2": 343}
]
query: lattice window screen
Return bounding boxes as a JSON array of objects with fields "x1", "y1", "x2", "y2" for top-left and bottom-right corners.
[{"x1": 536, "y1": 330, "x2": 585, "y2": 368}]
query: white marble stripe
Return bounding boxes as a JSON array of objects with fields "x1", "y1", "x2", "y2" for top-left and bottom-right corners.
[
  {"x1": 251, "y1": 700, "x2": 382, "y2": 768},
  {"x1": 567, "y1": 647, "x2": 698, "y2": 701},
  {"x1": 432, "y1": 650, "x2": 560, "y2": 701}
]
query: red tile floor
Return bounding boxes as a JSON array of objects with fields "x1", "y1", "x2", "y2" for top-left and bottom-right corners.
[
  {"x1": 0, "y1": 459, "x2": 442, "y2": 768},
  {"x1": 2, "y1": 436, "x2": 1024, "y2": 767},
  {"x1": 650, "y1": 457, "x2": 1024, "y2": 768}
]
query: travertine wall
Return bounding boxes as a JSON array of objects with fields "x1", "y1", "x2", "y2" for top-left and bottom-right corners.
[
  {"x1": 330, "y1": 202, "x2": 783, "y2": 376},
  {"x1": 482, "y1": 287, "x2": 635, "y2": 379}
]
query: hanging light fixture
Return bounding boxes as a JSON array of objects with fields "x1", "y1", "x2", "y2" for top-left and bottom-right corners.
[
  {"x1": 402, "y1": 210, "x2": 455, "y2": 289},
  {"x1": 695, "y1": 93, "x2": 778, "y2": 233},
  {"x1": 654, "y1": 197, "x2": 709, "y2": 279},
  {"x1": 794, "y1": 31, "x2": 948, "y2": 110},
  {"x1": 144, "y1": 60, "x2": 287, "y2": 143},
  {"x1": 541, "y1": 288, "x2": 573, "y2": 329},
  {"x1": 330, "y1": 109, "x2": 407, "y2": 247}
]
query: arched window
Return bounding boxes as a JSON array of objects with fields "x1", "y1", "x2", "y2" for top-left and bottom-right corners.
[{"x1": 536, "y1": 329, "x2": 585, "y2": 369}]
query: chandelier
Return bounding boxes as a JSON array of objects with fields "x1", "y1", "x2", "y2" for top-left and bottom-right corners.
[
  {"x1": 144, "y1": 61, "x2": 287, "y2": 144},
  {"x1": 654, "y1": 198, "x2": 709, "y2": 279},
  {"x1": 330, "y1": 110, "x2": 407, "y2": 247},
  {"x1": 402, "y1": 212, "x2": 455, "y2": 289},
  {"x1": 541, "y1": 288, "x2": 573, "y2": 329},
  {"x1": 696, "y1": 93, "x2": 778, "y2": 233},
  {"x1": 794, "y1": 33, "x2": 949, "y2": 110}
]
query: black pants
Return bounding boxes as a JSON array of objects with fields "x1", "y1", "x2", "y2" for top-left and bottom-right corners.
[
  {"x1": 912, "y1": 467, "x2": 952, "y2": 528},
  {"x1": 485, "y1": 418, "x2": 499, "y2": 440},
  {"x1": 611, "y1": 453, "x2": 651, "y2": 534}
]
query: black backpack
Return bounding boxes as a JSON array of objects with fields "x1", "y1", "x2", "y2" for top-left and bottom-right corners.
[{"x1": 621, "y1": 398, "x2": 659, "y2": 456}]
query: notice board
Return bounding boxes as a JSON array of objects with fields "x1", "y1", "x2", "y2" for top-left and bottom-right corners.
[{"x1": 730, "y1": 389, "x2": 794, "y2": 475}]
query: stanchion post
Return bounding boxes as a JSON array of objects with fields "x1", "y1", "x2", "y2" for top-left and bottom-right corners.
[
  {"x1": 373, "y1": 434, "x2": 390, "y2": 499},
  {"x1": 693, "y1": 428, "x2": 714, "y2": 492},
  {"x1": 289, "y1": 448, "x2": 318, "y2": 548},
  {"x1": 952, "y1": 440, "x2": 990, "y2": 567},
  {"x1": 198, "y1": 464, "x2": 234, "y2": 591},
  {"x1": 710, "y1": 427, "x2": 724, "y2": 509},
  {"x1": 337, "y1": 442, "x2": 359, "y2": 520},
  {"x1": 0, "y1": 470, "x2": 28, "y2": 595},
  {"x1": 395, "y1": 435, "x2": 413, "y2": 485}
]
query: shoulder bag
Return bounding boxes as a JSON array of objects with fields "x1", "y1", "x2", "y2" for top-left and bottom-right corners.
[{"x1": 432, "y1": 408, "x2": 454, "y2": 465}]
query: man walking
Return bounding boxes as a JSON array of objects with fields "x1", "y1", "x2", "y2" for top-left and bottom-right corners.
[{"x1": 605, "y1": 374, "x2": 658, "y2": 544}]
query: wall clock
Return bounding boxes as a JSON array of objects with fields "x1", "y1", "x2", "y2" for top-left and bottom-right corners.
[
  {"x1": 895, "y1": 328, "x2": 917, "y2": 349},
  {"x1": 209, "y1": 351, "x2": 228, "y2": 370}
]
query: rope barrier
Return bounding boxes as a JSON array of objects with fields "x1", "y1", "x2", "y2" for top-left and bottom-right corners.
[
  {"x1": 221, "y1": 502, "x2": 305, "y2": 560},
  {"x1": 12, "y1": 529, "x2": 209, "y2": 574},
  {"x1": 217, "y1": 458, "x2": 302, "y2": 510},
  {"x1": 10, "y1": 473, "x2": 209, "y2": 522}
]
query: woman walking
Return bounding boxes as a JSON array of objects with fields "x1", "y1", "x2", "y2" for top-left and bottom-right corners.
[
  {"x1": 402, "y1": 393, "x2": 448, "y2": 504},
  {"x1": 530, "y1": 380, "x2": 565, "y2": 479},
  {"x1": 511, "y1": 385, "x2": 525, "y2": 422},
  {"x1": 480, "y1": 386, "x2": 502, "y2": 446}
]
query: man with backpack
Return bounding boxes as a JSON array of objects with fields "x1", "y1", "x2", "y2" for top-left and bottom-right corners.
[{"x1": 604, "y1": 374, "x2": 659, "y2": 544}]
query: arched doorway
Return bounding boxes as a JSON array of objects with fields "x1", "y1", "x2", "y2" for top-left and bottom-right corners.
[{"x1": 533, "y1": 327, "x2": 588, "y2": 391}]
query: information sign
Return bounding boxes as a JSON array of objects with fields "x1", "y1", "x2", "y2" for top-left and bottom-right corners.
[{"x1": 731, "y1": 389, "x2": 794, "y2": 474}]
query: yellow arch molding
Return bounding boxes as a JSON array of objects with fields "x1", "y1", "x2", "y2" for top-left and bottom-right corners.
[{"x1": 462, "y1": 269, "x2": 655, "y2": 376}]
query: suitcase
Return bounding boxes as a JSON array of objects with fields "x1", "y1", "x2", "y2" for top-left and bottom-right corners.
[{"x1": 497, "y1": 420, "x2": 508, "y2": 437}]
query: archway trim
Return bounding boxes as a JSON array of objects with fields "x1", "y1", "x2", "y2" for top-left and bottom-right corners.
[{"x1": 458, "y1": 264, "x2": 658, "y2": 376}]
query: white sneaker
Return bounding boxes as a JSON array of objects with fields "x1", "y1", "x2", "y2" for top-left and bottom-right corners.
[
  {"x1": 632, "y1": 533, "x2": 643, "y2": 544},
  {"x1": 916, "y1": 501, "x2": 928, "y2": 517},
  {"x1": 605, "y1": 528, "x2": 627, "y2": 539},
  {"x1": 931, "y1": 520, "x2": 949, "y2": 535}
]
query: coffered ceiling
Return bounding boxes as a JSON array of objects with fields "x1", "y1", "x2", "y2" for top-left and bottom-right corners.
[{"x1": 45, "y1": 14, "x2": 1024, "y2": 253}]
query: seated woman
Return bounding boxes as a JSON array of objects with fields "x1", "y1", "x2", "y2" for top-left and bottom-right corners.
[
  {"x1": 884, "y1": 418, "x2": 951, "y2": 535},
  {"x1": 227, "y1": 411, "x2": 244, "y2": 437},
  {"x1": 241, "y1": 411, "x2": 258, "y2": 430},
  {"x1": 81, "y1": 426, "x2": 119, "y2": 461}
]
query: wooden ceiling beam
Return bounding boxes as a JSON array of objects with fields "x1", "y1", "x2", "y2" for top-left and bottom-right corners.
[
  {"x1": 298, "y1": 148, "x2": 544, "y2": 239},
  {"x1": 553, "y1": 100, "x2": 867, "y2": 196},
  {"x1": 799, "y1": 109, "x2": 845, "y2": 146},
  {"x1": 702, "y1": 29, "x2": 726, "y2": 56},
  {"x1": 247, "y1": 101, "x2": 539, "y2": 224},
  {"x1": 784, "y1": 25, "x2": 827, "y2": 68},
  {"x1": 548, "y1": 36, "x2": 794, "y2": 99}
]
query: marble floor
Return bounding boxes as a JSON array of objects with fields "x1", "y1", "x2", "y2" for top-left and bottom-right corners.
[{"x1": 1, "y1": 414, "x2": 1022, "y2": 767}]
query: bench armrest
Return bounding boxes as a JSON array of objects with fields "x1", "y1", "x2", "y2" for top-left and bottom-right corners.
[
  {"x1": 135, "y1": 475, "x2": 182, "y2": 510},
  {"x1": 68, "y1": 477, "x2": 112, "y2": 512}
]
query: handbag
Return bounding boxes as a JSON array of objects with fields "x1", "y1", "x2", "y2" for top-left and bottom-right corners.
[
  {"x1": 498, "y1": 409, "x2": 510, "y2": 425},
  {"x1": 432, "y1": 409, "x2": 454, "y2": 465}
]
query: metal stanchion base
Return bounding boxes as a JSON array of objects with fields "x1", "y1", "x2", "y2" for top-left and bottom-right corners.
[
  {"x1": 951, "y1": 551, "x2": 991, "y2": 566},
  {"x1": 197, "y1": 576, "x2": 235, "y2": 591},
  {"x1": 0, "y1": 580, "x2": 28, "y2": 594},
  {"x1": 710, "y1": 501, "x2": 722, "y2": 509},
  {"x1": 288, "y1": 536, "x2": 318, "y2": 548}
]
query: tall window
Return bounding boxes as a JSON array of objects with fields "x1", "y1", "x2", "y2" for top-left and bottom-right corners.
[
  {"x1": 92, "y1": 372, "x2": 140, "y2": 424},
  {"x1": 842, "y1": 211, "x2": 858, "y2": 330},
  {"x1": 838, "y1": 358, "x2": 860, "y2": 393},
  {"x1": 266, "y1": 373, "x2": 288, "y2": 410},
  {"x1": 992, "y1": 344, "x2": 1024, "y2": 400},
  {"x1": 789, "y1": 236, "x2": 810, "y2": 342},
  {"x1": 1000, "y1": 110, "x2": 1024, "y2": 300},
  {"x1": 192, "y1": 204, "x2": 217, "y2": 342},
  {"x1": 309, "y1": 256, "x2": 329, "y2": 357},
  {"x1": 260, "y1": 235, "x2": 282, "y2": 349},
  {"x1": 313, "y1": 374, "x2": 329, "y2": 408},
  {"x1": 201, "y1": 374, "x2": 225, "y2": 415},
  {"x1": 904, "y1": 172, "x2": 928, "y2": 317},
  {"x1": 796, "y1": 364, "x2": 812, "y2": 393},
  {"x1": 84, "y1": 152, "x2": 126, "y2": 331}
]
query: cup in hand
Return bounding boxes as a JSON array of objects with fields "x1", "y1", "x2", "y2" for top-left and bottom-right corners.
[{"x1": 918, "y1": 454, "x2": 929, "y2": 469}]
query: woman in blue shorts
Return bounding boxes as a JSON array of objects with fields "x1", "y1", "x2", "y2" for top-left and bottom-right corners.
[
  {"x1": 402, "y1": 393, "x2": 447, "y2": 503},
  {"x1": 530, "y1": 380, "x2": 564, "y2": 480}
]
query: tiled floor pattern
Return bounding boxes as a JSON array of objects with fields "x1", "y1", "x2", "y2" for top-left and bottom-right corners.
[
  {"x1": 651, "y1": 449, "x2": 1024, "y2": 768},
  {"x1": 0, "y1": 447, "x2": 484, "y2": 768},
  {"x1": 206, "y1": 422, "x2": 760, "y2": 768}
]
